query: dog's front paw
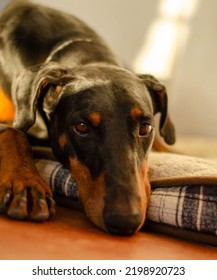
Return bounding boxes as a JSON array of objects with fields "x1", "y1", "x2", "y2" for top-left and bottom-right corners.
[{"x1": 0, "y1": 172, "x2": 56, "y2": 221}]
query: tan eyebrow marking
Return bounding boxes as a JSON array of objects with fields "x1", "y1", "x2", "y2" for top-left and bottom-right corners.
[
  {"x1": 130, "y1": 107, "x2": 143, "y2": 120},
  {"x1": 88, "y1": 112, "x2": 101, "y2": 126}
]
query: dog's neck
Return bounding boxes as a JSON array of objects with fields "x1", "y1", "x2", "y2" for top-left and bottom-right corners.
[
  {"x1": 45, "y1": 37, "x2": 121, "y2": 68},
  {"x1": 45, "y1": 38, "x2": 93, "y2": 63}
]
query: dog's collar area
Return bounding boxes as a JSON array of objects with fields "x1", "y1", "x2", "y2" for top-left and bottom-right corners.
[{"x1": 45, "y1": 38, "x2": 93, "y2": 63}]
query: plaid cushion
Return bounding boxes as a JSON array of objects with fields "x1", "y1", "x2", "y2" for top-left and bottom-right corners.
[
  {"x1": 35, "y1": 159, "x2": 217, "y2": 236},
  {"x1": 148, "y1": 186, "x2": 217, "y2": 235},
  {"x1": 35, "y1": 159, "x2": 79, "y2": 199}
]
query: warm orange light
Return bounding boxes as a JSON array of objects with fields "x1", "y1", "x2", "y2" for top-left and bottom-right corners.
[{"x1": 0, "y1": 87, "x2": 15, "y2": 122}]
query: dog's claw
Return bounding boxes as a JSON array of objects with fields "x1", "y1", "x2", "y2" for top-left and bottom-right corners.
[
  {"x1": 3, "y1": 192, "x2": 11, "y2": 205},
  {"x1": 18, "y1": 196, "x2": 27, "y2": 208},
  {"x1": 29, "y1": 193, "x2": 50, "y2": 222},
  {"x1": 0, "y1": 191, "x2": 12, "y2": 214},
  {"x1": 39, "y1": 198, "x2": 46, "y2": 210},
  {"x1": 47, "y1": 196, "x2": 56, "y2": 216},
  {"x1": 7, "y1": 198, "x2": 28, "y2": 220},
  {"x1": 6, "y1": 190, "x2": 28, "y2": 220}
]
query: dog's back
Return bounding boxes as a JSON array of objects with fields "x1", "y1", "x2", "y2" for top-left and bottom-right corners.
[{"x1": 0, "y1": 1, "x2": 119, "y2": 93}]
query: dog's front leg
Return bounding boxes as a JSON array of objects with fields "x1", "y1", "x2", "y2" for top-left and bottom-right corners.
[{"x1": 0, "y1": 126, "x2": 55, "y2": 221}]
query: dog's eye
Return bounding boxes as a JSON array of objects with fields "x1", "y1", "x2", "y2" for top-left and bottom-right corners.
[
  {"x1": 139, "y1": 123, "x2": 153, "y2": 137},
  {"x1": 73, "y1": 122, "x2": 90, "y2": 137}
]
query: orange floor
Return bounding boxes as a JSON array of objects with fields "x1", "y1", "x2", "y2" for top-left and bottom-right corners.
[{"x1": 0, "y1": 206, "x2": 216, "y2": 260}]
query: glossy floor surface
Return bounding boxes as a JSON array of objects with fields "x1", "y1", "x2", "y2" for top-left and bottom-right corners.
[{"x1": 0, "y1": 206, "x2": 216, "y2": 260}]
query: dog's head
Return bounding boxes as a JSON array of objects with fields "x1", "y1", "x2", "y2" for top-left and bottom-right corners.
[{"x1": 13, "y1": 62, "x2": 175, "y2": 235}]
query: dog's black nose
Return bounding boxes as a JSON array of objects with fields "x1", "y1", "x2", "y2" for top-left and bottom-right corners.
[{"x1": 104, "y1": 212, "x2": 142, "y2": 235}]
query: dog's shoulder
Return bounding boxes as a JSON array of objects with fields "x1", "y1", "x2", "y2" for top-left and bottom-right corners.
[{"x1": 0, "y1": 1, "x2": 98, "y2": 65}]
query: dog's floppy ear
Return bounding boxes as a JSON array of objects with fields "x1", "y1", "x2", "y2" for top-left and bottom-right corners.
[
  {"x1": 139, "y1": 74, "x2": 175, "y2": 145},
  {"x1": 12, "y1": 62, "x2": 70, "y2": 132}
]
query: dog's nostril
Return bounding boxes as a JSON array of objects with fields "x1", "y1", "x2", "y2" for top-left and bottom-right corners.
[{"x1": 104, "y1": 212, "x2": 142, "y2": 235}]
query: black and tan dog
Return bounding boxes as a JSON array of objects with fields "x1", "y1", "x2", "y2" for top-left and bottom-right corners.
[{"x1": 0, "y1": 1, "x2": 175, "y2": 235}]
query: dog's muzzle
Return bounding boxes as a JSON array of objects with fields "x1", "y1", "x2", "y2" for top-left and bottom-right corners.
[{"x1": 103, "y1": 211, "x2": 143, "y2": 235}]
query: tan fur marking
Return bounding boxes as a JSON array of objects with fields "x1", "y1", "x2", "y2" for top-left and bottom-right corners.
[
  {"x1": 69, "y1": 158, "x2": 106, "y2": 230},
  {"x1": 130, "y1": 107, "x2": 143, "y2": 120},
  {"x1": 135, "y1": 160, "x2": 151, "y2": 231},
  {"x1": 88, "y1": 112, "x2": 101, "y2": 126}
]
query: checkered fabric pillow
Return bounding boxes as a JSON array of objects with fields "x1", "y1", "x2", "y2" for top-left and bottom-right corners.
[
  {"x1": 148, "y1": 185, "x2": 217, "y2": 235},
  {"x1": 35, "y1": 159, "x2": 217, "y2": 237}
]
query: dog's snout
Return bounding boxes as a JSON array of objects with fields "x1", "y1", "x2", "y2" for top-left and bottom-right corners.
[{"x1": 104, "y1": 212, "x2": 142, "y2": 235}]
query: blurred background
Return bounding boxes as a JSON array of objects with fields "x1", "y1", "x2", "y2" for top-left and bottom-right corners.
[{"x1": 1, "y1": 0, "x2": 217, "y2": 156}]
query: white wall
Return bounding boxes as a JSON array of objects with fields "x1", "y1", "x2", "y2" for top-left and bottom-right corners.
[
  {"x1": 0, "y1": 0, "x2": 9, "y2": 9},
  {"x1": 169, "y1": 0, "x2": 217, "y2": 138},
  {"x1": 31, "y1": 0, "x2": 159, "y2": 67}
]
